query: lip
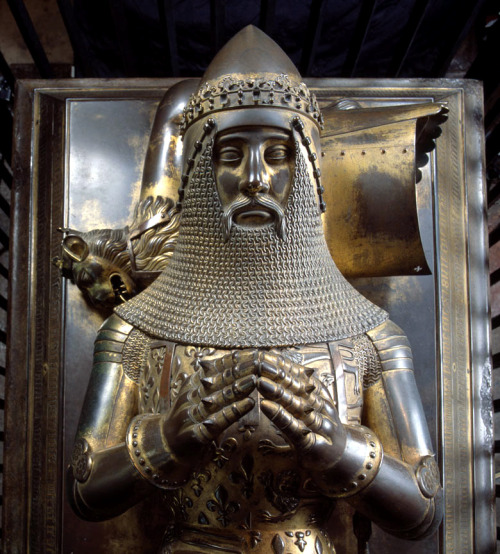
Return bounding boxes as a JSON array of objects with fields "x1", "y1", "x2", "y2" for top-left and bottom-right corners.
[{"x1": 234, "y1": 207, "x2": 274, "y2": 226}]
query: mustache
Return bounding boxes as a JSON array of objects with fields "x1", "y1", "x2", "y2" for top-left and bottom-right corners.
[{"x1": 221, "y1": 194, "x2": 287, "y2": 241}]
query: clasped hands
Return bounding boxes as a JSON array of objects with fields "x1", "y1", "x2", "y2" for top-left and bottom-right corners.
[{"x1": 163, "y1": 350, "x2": 347, "y2": 474}]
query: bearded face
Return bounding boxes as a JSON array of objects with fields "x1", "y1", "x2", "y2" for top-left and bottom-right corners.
[{"x1": 212, "y1": 126, "x2": 295, "y2": 241}]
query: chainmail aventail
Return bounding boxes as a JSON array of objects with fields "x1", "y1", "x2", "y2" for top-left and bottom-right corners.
[{"x1": 116, "y1": 143, "x2": 387, "y2": 347}]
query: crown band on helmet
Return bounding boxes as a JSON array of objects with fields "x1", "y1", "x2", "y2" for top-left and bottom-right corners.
[{"x1": 180, "y1": 73, "x2": 324, "y2": 134}]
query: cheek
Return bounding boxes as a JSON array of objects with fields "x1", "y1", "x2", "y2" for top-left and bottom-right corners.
[
  {"x1": 216, "y1": 168, "x2": 241, "y2": 199},
  {"x1": 271, "y1": 167, "x2": 292, "y2": 198}
]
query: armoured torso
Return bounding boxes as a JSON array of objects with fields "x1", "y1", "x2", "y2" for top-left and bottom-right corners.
[{"x1": 130, "y1": 335, "x2": 378, "y2": 553}]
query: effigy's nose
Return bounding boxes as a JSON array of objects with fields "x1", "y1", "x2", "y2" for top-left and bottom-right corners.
[
  {"x1": 244, "y1": 179, "x2": 269, "y2": 196},
  {"x1": 242, "y1": 148, "x2": 270, "y2": 195}
]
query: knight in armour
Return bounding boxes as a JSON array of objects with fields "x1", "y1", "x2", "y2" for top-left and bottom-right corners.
[{"x1": 68, "y1": 26, "x2": 442, "y2": 553}]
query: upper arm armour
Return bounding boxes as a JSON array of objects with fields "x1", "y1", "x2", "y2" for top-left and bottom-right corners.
[
  {"x1": 366, "y1": 320, "x2": 414, "y2": 372},
  {"x1": 366, "y1": 319, "x2": 434, "y2": 462},
  {"x1": 77, "y1": 314, "x2": 150, "y2": 448}
]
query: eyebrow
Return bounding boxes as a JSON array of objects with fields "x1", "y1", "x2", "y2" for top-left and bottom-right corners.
[{"x1": 216, "y1": 130, "x2": 291, "y2": 143}]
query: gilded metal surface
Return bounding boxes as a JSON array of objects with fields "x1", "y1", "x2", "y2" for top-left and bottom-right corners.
[
  {"x1": 141, "y1": 79, "x2": 199, "y2": 203},
  {"x1": 64, "y1": 27, "x2": 444, "y2": 554},
  {"x1": 116, "y1": 142, "x2": 388, "y2": 347},
  {"x1": 180, "y1": 27, "x2": 323, "y2": 133},
  {"x1": 58, "y1": 194, "x2": 180, "y2": 306},
  {"x1": 55, "y1": 34, "x2": 449, "y2": 312},
  {"x1": 322, "y1": 118, "x2": 428, "y2": 277},
  {"x1": 5, "y1": 69, "x2": 492, "y2": 554}
]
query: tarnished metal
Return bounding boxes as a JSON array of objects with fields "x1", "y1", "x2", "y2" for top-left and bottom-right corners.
[
  {"x1": 5, "y1": 41, "x2": 493, "y2": 554},
  {"x1": 64, "y1": 27, "x2": 444, "y2": 553},
  {"x1": 140, "y1": 79, "x2": 199, "y2": 203},
  {"x1": 54, "y1": 43, "x2": 450, "y2": 312},
  {"x1": 322, "y1": 111, "x2": 432, "y2": 277}
]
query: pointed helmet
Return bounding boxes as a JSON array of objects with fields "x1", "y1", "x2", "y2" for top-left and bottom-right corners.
[
  {"x1": 180, "y1": 25, "x2": 323, "y2": 135},
  {"x1": 178, "y1": 26, "x2": 326, "y2": 213}
]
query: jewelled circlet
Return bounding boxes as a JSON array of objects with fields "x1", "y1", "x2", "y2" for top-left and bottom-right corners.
[{"x1": 181, "y1": 73, "x2": 324, "y2": 132}]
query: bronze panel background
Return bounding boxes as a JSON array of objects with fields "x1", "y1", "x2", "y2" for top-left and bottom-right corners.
[{"x1": 4, "y1": 79, "x2": 493, "y2": 553}]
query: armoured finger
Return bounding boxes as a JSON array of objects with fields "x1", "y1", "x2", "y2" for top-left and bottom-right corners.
[
  {"x1": 258, "y1": 354, "x2": 318, "y2": 397},
  {"x1": 254, "y1": 379, "x2": 336, "y2": 434},
  {"x1": 173, "y1": 371, "x2": 205, "y2": 407},
  {"x1": 203, "y1": 359, "x2": 258, "y2": 392},
  {"x1": 313, "y1": 375, "x2": 334, "y2": 402},
  {"x1": 199, "y1": 352, "x2": 233, "y2": 375},
  {"x1": 301, "y1": 400, "x2": 341, "y2": 439},
  {"x1": 196, "y1": 375, "x2": 257, "y2": 418},
  {"x1": 260, "y1": 399, "x2": 316, "y2": 451},
  {"x1": 304, "y1": 385, "x2": 339, "y2": 423},
  {"x1": 302, "y1": 376, "x2": 335, "y2": 410},
  {"x1": 187, "y1": 397, "x2": 215, "y2": 422},
  {"x1": 196, "y1": 397, "x2": 256, "y2": 441},
  {"x1": 201, "y1": 349, "x2": 258, "y2": 373},
  {"x1": 318, "y1": 394, "x2": 339, "y2": 421},
  {"x1": 257, "y1": 377, "x2": 309, "y2": 417},
  {"x1": 261, "y1": 352, "x2": 316, "y2": 382},
  {"x1": 259, "y1": 361, "x2": 316, "y2": 399},
  {"x1": 259, "y1": 352, "x2": 296, "y2": 377}
]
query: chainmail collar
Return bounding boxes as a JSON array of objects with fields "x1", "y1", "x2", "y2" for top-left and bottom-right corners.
[{"x1": 116, "y1": 144, "x2": 387, "y2": 348}]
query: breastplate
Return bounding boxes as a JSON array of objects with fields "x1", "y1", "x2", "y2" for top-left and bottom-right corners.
[{"x1": 138, "y1": 341, "x2": 363, "y2": 554}]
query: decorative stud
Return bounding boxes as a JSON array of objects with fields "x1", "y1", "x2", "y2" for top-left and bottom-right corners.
[
  {"x1": 177, "y1": 118, "x2": 217, "y2": 210},
  {"x1": 292, "y1": 116, "x2": 326, "y2": 213}
]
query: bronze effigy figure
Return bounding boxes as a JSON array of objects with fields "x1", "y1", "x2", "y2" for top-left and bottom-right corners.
[{"x1": 68, "y1": 26, "x2": 443, "y2": 553}]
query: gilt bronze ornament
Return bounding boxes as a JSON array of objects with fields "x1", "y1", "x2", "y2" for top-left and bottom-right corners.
[{"x1": 66, "y1": 26, "x2": 445, "y2": 553}]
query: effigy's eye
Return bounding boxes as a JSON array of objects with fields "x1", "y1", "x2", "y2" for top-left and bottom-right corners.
[
  {"x1": 264, "y1": 144, "x2": 291, "y2": 164},
  {"x1": 216, "y1": 146, "x2": 243, "y2": 164}
]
